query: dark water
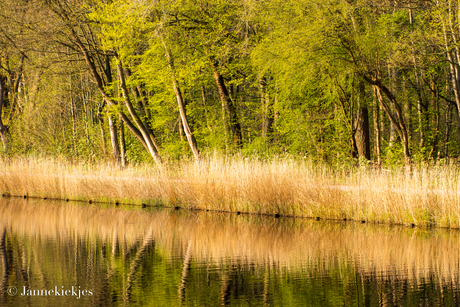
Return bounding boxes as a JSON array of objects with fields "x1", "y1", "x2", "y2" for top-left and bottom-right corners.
[{"x1": 0, "y1": 198, "x2": 459, "y2": 306}]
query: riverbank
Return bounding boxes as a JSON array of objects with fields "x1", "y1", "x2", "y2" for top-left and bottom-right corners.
[{"x1": 0, "y1": 156, "x2": 460, "y2": 228}]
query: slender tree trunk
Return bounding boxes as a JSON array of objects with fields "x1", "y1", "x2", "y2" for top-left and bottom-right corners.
[
  {"x1": 97, "y1": 103, "x2": 108, "y2": 158},
  {"x1": 178, "y1": 115, "x2": 187, "y2": 156},
  {"x1": 70, "y1": 94, "x2": 78, "y2": 156},
  {"x1": 444, "y1": 104, "x2": 452, "y2": 158},
  {"x1": 108, "y1": 113, "x2": 121, "y2": 165},
  {"x1": 335, "y1": 82, "x2": 358, "y2": 158},
  {"x1": 441, "y1": 13, "x2": 460, "y2": 149},
  {"x1": 104, "y1": 55, "x2": 121, "y2": 165},
  {"x1": 73, "y1": 37, "x2": 162, "y2": 165},
  {"x1": 116, "y1": 60, "x2": 162, "y2": 165},
  {"x1": 260, "y1": 79, "x2": 274, "y2": 139},
  {"x1": 356, "y1": 106, "x2": 371, "y2": 160},
  {"x1": 45, "y1": 1, "x2": 162, "y2": 165},
  {"x1": 429, "y1": 79, "x2": 440, "y2": 159},
  {"x1": 388, "y1": 66, "x2": 399, "y2": 148},
  {"x1": 355, "y1": 81, "x2": 371, "y2": 160},
  {"x1": 6, "y1": 53, "x2": 23, "y2": 125},
  {"x1": 372, "y1": 83, "x2": 412, "y2": 168},
  {"x1": 0, "y1": 77, "x2": 8, "y2": 149},
  {"x1": 200, "y1": 86, "x2": 212, "y2": 133},
  {"x1": 162, "y1": 43, "x2": 200, "y2": 161},
  {"x1": 119, "y1": 116, "x2": 126, "y2": 167},
  {"x1": 402, "y1": 77, "x2": 412, "y2": 146},
  {"x1": 209, "y1": 59, "x2": 243, "y2": 148},
  {"x1": 373, "y1": 88, "x2": 382, "y2": 166},
  {"x1": 126, "y1": 71, "x2": 161, "y2": 153},
  {"x1": 412, "y1": 55, "x2": 426, "y2": 150}
]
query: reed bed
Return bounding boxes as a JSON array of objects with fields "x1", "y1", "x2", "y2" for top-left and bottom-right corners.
[{"x1": 1, "y1": 156, "x2": 460, "y2": 227}]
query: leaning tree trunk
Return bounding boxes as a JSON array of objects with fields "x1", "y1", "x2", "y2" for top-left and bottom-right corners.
[
  {"x1": 104, "y1": 55, "x2": 121, "y2": 165},
  {"x1": 116, "y1": 61, "x2": 163, "y2": 165},
  {"x1": 126, "y1": 69, "x2": 161, "y2": 154},
  {"x1": 74, "y1": 36, "x2": 162, "y2": 166},
  {"x1": 162, "y1": 44, "x2": 200, "y2": 161},
  {"x1": 209, "y1": 59, "x2": 243, "y2": 149},
  {"x1": 44, "y1": 1, "x2": 162, "y2": 166},
  {"x1": 372, "y1": 83, "x2": 412, "y2": 169}
]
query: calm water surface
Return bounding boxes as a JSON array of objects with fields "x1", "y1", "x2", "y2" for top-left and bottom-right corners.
[{"x1": 0, "y1": 198, "x2": 459, "y2": 306}]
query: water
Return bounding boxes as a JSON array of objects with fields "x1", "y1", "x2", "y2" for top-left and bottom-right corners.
[{"x1": 0, "y1": 198, "x2": 459, "y2": 306}]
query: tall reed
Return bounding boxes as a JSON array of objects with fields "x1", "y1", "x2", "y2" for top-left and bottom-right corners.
[{"x1": 1, "y1": 156, "x2": 460, "y2": 227}]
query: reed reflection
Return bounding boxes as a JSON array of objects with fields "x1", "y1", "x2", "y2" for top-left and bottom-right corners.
[{"x1": 0, "y1": 198, "x2": 458, "y2": 306}]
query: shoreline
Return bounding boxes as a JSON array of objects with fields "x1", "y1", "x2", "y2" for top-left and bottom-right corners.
[{"x1": 0, "y1": 193, "x2": 430, "y2": 230}]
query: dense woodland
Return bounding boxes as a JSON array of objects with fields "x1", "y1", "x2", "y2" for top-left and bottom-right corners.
[{"x1": 0, "y1": 0, "x2": 458, "y2": 167}]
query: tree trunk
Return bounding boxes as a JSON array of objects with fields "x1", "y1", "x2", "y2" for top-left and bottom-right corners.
[
  {"x1": 126, "y1": 70, "x2": 161, "y2": 153},
  {"x1": 108, "y1": 113, "x2": 121, "y2": 165},
  {"x1": 444, "y1": 104, "x2": 452, "y2": 158},
  {"x1": 260, "y1": 79, "x2": 274, "y2": 139},
  {"x1": 200, "y1": 86, "x2": 212, "y2": 133},
  {"x1": 356, "y1": 106, "x2": 371, "y2": 160},
  {"x1": 73, "y1": 36, "x2": 162, "y2": 165},
  {"x1": 6, "y1": 53, "x2": 23, "y2": 125},
  {"x1": 412, "y1": 55, "x2": 427, "y2": 150},
  {"x1": 44, "y1": 0, "x2": 162, "y2": 165},
  {"x1": 119, "y1": 115, "x2": 126, "y2": 167},
  {"x1": 162, "y1": 44, "x2": 200, "y2": 161},
  {"x1": 209, "y1": 59, "x2": 243, "y2": 148},
  {"x1": 116, "y1": 61, "x2": 163, "y2": 165},
  {"x1": 373, "y1": 88, "x2": 382, "y2": 166},
  {"x1": 70, "y1": 93, "x2": 77, "y2": 156},
  {"x1": 97, "y1": 103, "x2": 108, "y2": 158},
  {"x1": 335, "y1": 82, "x2": 358, "y2": 159},
  {"x1": 440, "y1": 12, "x2": 460, "y2": 151},
  {"x1": 104, "y1": 55, "x2": 121, "y2": 165},
  {"x1": 371, "y1": 82, "x2": 411, "y2": 168},
  {"x1": 388, "y1": 66, "x2": 399, "y2": 148},
  {"x1": 0, "y1": 77, "x2": 8, "y2": 149},
  {"x1": 429, "y1": 78, "x2": 440, "y2": 159},
  {"x1": 355, "y1": 81, "x2": 371, "y2": 160}
]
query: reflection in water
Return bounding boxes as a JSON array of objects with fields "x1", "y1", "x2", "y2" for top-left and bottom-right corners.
[
  {"x1": 0, "y1": 198, "x2": 458, "y2": 306},
  {"x1": 0, "y1": 226, "x2": 8, "y2": 304}
]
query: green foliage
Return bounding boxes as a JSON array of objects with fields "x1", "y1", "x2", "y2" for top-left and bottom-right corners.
[{"x1": 0, "y1": 0, "x2": 459, "y2": 167}]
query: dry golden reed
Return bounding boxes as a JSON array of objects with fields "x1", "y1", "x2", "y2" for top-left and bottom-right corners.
[{"x1": 0, "y1": 156, "x2": 460, "y2": 227}]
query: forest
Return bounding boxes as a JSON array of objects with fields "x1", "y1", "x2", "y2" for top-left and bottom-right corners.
[{"x1": 0, "y1": 0, "x2": 457, "y2": 167}]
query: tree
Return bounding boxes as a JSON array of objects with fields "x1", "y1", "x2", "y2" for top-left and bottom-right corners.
[{"x1": 42, "y1": 0, "x2": 163, "y2": 165}]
